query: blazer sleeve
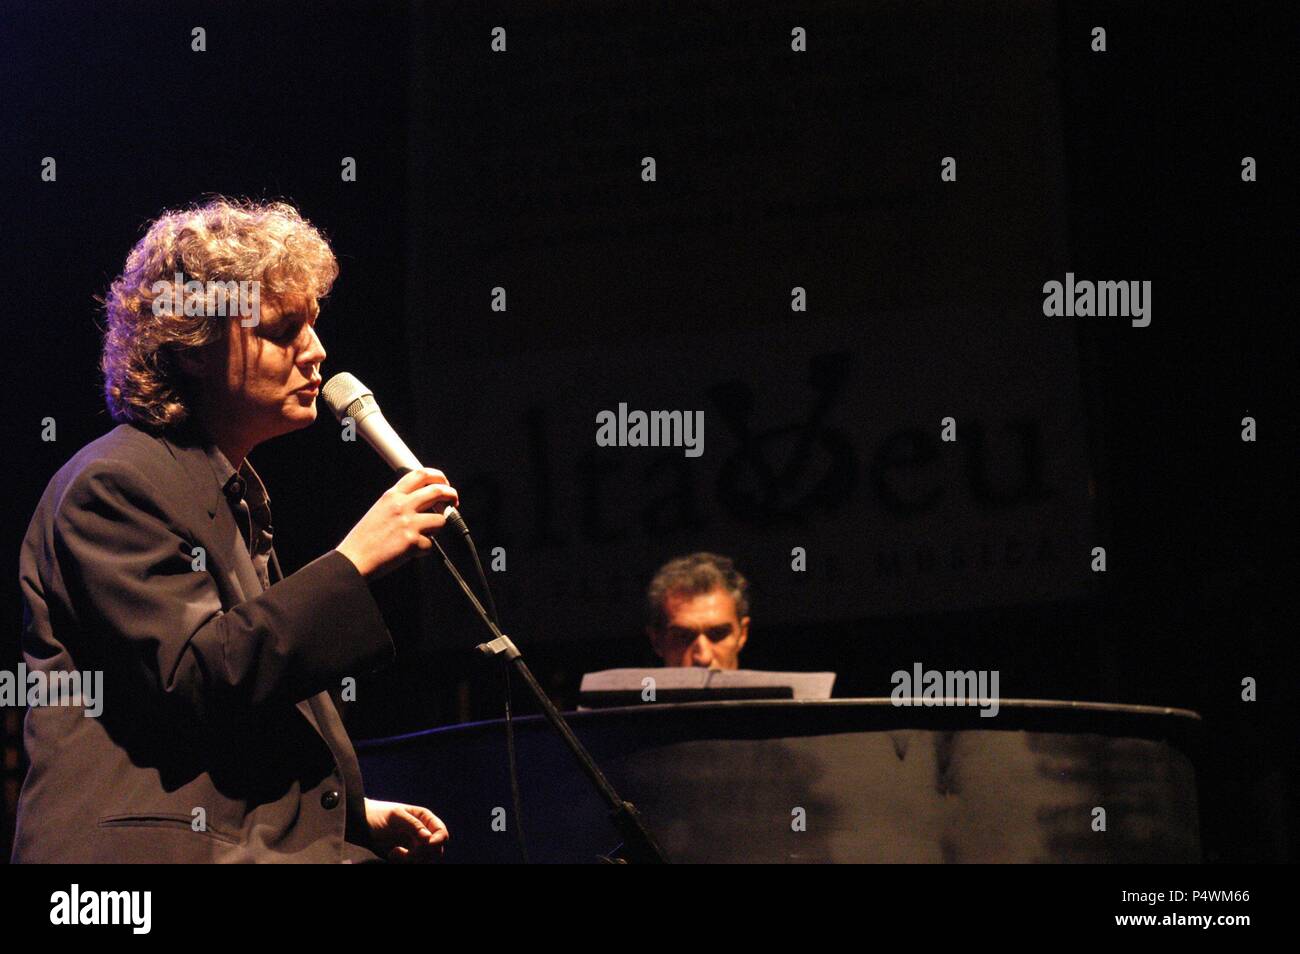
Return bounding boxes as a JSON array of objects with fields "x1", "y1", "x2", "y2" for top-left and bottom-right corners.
[{"x1": 50, "y1": 457, "x2": 395, "y2": 717}]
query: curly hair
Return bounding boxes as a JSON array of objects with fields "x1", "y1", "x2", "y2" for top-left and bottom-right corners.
[
  {"x1": 645, "y1": 552, "x2": 751, "y2": 630},
  {"x1": 100, "y1": 197, "x2": 338, "y2": 430}
]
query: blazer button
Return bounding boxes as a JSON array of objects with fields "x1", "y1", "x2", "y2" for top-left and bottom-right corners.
[{"x1": 321, "y1": 790, "x2": 341, "y2": 810}]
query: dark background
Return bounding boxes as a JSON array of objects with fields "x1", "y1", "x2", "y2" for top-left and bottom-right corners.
[{"x1": 0, "y1": 0, "x2": 1292, "y2": 863}]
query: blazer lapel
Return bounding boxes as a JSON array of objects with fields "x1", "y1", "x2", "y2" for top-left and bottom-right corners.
[
  {"x1": 159, "y1": 432, "x2": 328, "y2": 742},
  {"x1": 209, "y1": 497, "x2": 265, "y2": 600}
]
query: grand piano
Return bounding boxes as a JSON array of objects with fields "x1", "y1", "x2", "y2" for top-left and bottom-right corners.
[{"x1": 358, "y1": 698, "x2": 1202, "y2": 863}]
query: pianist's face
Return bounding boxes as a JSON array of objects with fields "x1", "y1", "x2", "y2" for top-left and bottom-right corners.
[{"x1": 649, "y1": 588, "x2": 750, "y2": 670}]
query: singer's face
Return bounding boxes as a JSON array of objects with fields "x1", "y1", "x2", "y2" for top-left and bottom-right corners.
[
  {"x1": 649, "y1": 589, "x2": 749, "y2": 670},
  {"x1": 212, "y1": 293, "x2": 326, "y2": 439}
]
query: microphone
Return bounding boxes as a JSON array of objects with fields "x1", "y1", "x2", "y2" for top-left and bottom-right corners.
[{"x1": 321, "y1": 372, "x2": 467, "y2": 535}]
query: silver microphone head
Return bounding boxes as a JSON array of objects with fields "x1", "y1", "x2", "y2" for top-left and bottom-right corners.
[
  {"x1": 324, "y1": 372, "x2": 468, "y2": 532},
  {"x1": 322, "y1": 372, "x2": 379, "y2": 425}
]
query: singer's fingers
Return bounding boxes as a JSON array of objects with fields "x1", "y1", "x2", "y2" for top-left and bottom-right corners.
[
  {"x1": 408, "y1": 807, "x2": 449, "y2": 842},
  {"x1": 392, "y1": 467, "x2": 448, "y2": 493},
  {"x1": 410, "y1": 509, "x2": 452, "y2": 535},
  {"x1": 406, "y1": 482, "x2": 459, "y2": 512}
]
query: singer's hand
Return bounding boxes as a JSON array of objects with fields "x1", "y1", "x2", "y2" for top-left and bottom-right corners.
[
  {"x1": 336, "y1": 468, "x2": 459, "y2": 580},
  {"x1": 364, "y1": 798, "x2": 449, "y2": 863}
]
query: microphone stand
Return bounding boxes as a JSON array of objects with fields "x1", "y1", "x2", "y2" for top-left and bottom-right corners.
[{"x1": 428, "y1": 532, "x2": 668, "y2": 864}]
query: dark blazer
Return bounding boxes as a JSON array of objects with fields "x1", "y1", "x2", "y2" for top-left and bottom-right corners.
[{"x1": 12, "y1": 422, "x2": 396, "y2": 862}]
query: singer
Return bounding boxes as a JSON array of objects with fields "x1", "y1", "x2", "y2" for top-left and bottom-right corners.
[{"x1": 12, "y1": 197, "x2": 459, "y2": 863}]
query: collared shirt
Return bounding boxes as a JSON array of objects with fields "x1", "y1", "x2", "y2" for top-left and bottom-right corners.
[{"x1": 202, "y1": 444, "x2": 275, "y2": 592}]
